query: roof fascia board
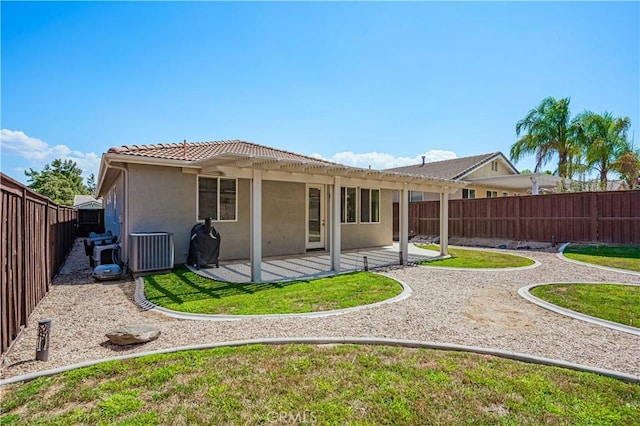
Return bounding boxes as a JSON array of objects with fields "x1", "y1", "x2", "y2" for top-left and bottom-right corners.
[{"x1": 103, "y1": 152, "x2": 201, "y2": 169}]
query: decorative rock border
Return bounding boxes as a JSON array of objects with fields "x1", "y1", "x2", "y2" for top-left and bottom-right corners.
[
  {"x1": 2, "y1": 337, "x2": 638, "y2": 386},
  {"x1": 557, "y1": 243, "x2": 640, "y2": 276},
  {"x1": 519, "y1": 282, "x2": 640, "y2": 337},
  {"x1": 133, "y1": 272, "x2": 412, "y2": 321}
]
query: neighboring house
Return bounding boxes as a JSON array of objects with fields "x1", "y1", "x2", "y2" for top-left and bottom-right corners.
[
  {"x1": 73, "y1": 194, "x2": 103, "y2": 209},
  {"x1": 386, "y1": 152, "x2": 560, "y2": 201},
  {"x1": 73, "y1": 195, "x2": 105, "y2": 237},
  {"x1": 96, "y1": 140, "x2": 465, "y2": 280}
]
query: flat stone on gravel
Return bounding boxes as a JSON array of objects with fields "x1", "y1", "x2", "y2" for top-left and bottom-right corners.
[{"x1": 105, "y1": 325, "x2": 160, "y2": 346}]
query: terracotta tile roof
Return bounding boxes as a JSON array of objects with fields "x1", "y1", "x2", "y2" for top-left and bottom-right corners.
[
  {"x1": 385, "y1": 152, "x2": 505, "y2": 180},
  {"x1": 108, "y1": 140, "x2": 335, "y2": 164}
]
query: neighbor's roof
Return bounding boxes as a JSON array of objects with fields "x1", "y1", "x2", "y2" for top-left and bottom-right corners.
[
  {"x1": 108, "y1": 140, "x2": 335, "y2": 165},
  {"x1": 385, "y1": 152, "x2": 517, "y2": 180},
  {"x1": 73, "y1": 194, "x2": 102, "y2": 208}
]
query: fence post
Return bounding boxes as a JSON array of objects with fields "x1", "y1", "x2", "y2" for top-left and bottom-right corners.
[
  {"x1": 21, "y1": 187, "x2": 28, "y2": 327},
  {"x1": 590, "y1": 193, "x2": 598, "y2": 242},
  {"x1": 514, "y1": 197, "x2": 521, "y2": 240}
]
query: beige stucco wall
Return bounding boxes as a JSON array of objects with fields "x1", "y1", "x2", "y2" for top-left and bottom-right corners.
[
  {"x1": 116, "y1": 164, "x2": 394, "y2": 266},
  {"x1": 262, "y1": 181, "x2": 306, "y2": 257},
  {"x1": 341, "y1": 189, "x2": 393, "y2": 250},
  {"x1": 465, "y1": 160, "x2": 513, "y2": 179},
  {"x1": 126, "y1": 164, "x2": 199, "y2": 265}
]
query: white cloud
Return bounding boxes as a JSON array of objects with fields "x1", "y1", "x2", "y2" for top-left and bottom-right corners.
[
  {"x1": 312, "y1": 149, "x2": 457, "y2": 170},
  {"x1": 1, "y1": 129, "x2": 100, "y2": 178}
]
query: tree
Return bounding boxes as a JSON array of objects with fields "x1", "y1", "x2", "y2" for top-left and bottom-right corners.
[
  {"x1": 613, "y1": 149, "x2": 640, "y2": 189},
  {"x1": 574, "y1": 111, "x2": 631, "y2": 190},
  {"x1": 86, "y1": 173, "x2": 96, "y2": 194},
  {"x1": 25, "y1": 159, "x2": 90, "y2": 206},
  {"x1": 510, "y1": 96, "x2": 579, "y2": 179}
]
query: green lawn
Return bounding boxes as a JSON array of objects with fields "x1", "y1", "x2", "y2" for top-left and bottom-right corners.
[
  {"x1": 143, "y1": 267, "x2": 403, "y2": 315},
  {"x1": 416, "y1": 244, "x2": 535, "y2": 268},
  {"x1": 563, "y1": 244, "x2": 640, "y2": 272},
  {"x1": 2, "y1": 344, "x2": 638, "y2": 425},
  {"x1": 530, "y1": 283, "x2": 640, "y2": 327}
]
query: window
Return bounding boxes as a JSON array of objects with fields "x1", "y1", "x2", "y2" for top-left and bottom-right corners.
[
  {"x1": 105, "y1": 187, "x2": 118, "y2": 224},
  {"x1": 486, "y1": 190, "x2": 498, "y2": 198},
  {"x1": 360, "y1": 188, "x2": 380, "y2": 223},
  {"x1": 462, "y1": 188, "x2": 476, "y2": 199},
  {"x1": 198, "y1": 177, "x2": 237, "y2": 221},
  {"x1": 409, "y1": 190, "x2": 424, "y2": 202},
  {"x1": 491, "y1": 160, "x2": 499, "y2": 172},
  {"x1": 340, "y1": 187, "x2": 357, "y2": 223}
]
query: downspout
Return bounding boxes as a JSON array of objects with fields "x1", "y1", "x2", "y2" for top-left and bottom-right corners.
[{"x1": 105, "y1": 160, "x2": 129, "y2": 270}]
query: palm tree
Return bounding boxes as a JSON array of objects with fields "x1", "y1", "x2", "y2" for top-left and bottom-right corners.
[
  {"x1": 612, "y1": 149, "x2": 640, "y2": 189},
  {"x1": 510, "y1": 96, "x2": 579, "y2": 179},
  {"x1": 573, "y1": 111, "x2": 631, "y2": 190}
]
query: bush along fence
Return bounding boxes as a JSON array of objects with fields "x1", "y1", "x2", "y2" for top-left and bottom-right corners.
[
  {"x1": 393, "y1": 190, "x2": 640, "y2": 245},
  {"x1": 1, "y1": 173, "x2": 77, "y2": 355}
]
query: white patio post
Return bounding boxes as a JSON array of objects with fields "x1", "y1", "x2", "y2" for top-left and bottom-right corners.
[
  {"x1": 439, "y1": 188, "x2": 449, "y2": 256},
  {"x1": 331, "y1": 176, "x2": 341, "y2": 272},
  {"x1": 400, "y1": 185, "x2": 409, "y2": 265},
  {"x1": 250, "y1": 169, "x2": 262, "y2": 282},
  {"x1": 531, "y1": 176, "x2": 540, "y2": 195}
]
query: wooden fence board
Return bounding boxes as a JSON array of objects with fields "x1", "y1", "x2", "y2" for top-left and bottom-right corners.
[
  {"x1": 1, "y1": 173, "x2": 76, "y2": 355},
  {"x1": 394, "y1": 191, "x2": 640, "y2": 245}
]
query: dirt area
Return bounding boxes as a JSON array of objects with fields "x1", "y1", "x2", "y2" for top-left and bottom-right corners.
[{"x1": 410, "y1": 235, "x2": 558, "y2": 252}]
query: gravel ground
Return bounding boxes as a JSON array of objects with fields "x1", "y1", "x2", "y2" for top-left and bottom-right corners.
[{"x1": 1, "y1": 239, "x2": 639, "y2": 380}]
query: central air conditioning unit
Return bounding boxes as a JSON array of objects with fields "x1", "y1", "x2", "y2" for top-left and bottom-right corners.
[{"x1": 129, "y1": 232, "x2": 174, "y2": 273}]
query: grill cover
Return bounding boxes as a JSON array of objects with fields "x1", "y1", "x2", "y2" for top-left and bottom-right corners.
[{"x1": 187, "y1": 219, "x2": 221, "y2": 268}]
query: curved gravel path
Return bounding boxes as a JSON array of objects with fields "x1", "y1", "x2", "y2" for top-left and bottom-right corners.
[{"x1": 2, "y1": 240, "x2": 639, "y2": 380}]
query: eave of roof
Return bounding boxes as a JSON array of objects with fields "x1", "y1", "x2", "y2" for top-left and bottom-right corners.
[{"x1": 97, "y1": 140, "x2": 467, "y2": 195}]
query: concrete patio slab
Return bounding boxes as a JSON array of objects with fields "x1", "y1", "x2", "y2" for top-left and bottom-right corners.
[{"x1": 190, "y1": 243, "x2": 441, "y2": 283}]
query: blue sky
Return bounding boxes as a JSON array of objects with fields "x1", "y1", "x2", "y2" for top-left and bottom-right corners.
[{"x1": 2, "y1": 1, "x2": 638, "y2": 184}]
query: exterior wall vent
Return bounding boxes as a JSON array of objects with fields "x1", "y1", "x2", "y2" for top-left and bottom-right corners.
[{"x1": 129, "y1": 232, "x2": 174, "y2": 273}]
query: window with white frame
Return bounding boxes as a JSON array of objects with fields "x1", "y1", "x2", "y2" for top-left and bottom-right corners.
[
  {"x1": 486, "y1": 190, "x2": 498, "y2": 198},
  {"x1": 360, "y1": 188, "x2": 380, "y2": 223},
  {"x1": 198, "y1": 177, "x2": 237, "y2": 221},
  {"x1": 409, "y1": 190, "x2": 424, "y2": 202},
  {"x1": 340, "y1": 187, "x2": 357, "y2": 223},
  {"x1": 491, "y1": 160, "x2": 499, "y2": 171},
  {"x1": 462, "y1": 188, "x2": 476, "y2": 199}
]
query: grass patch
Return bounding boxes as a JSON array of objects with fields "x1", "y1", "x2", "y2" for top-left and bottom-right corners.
[
  {"x1": 530, "y1": 284, "x2": 640, "y2": 327},
  {"x1": 563, "y1": 245, "x2": 640, "y2": 272},
  {"x1": 416, "y1": 244, "x2": 534, "y2": 268},
  {"x1": 2, "y1": 344, "x2": 638, "y2": 425},
  {"x1": 143, "y1": 267, "x2": 403, "y2": 315}
]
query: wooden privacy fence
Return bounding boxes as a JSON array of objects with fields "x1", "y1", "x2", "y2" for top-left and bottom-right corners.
[
  {"x1": 1, "y1": 173, "x2": 77, "y2": 355},
  {"x1": 393, "y1": 190, "x2": 640, "y2": 245}
]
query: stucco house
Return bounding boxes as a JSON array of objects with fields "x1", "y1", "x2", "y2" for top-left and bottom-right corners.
[
  {"x1": 96, "y1": 140, "x2": 465, "y2": 280},
  {"x1": 387, "y1": 152, "x2": 560, "y2": 201}
]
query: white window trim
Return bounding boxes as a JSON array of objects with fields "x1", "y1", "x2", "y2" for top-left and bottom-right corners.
[
  {"x1": 197, "y1": 176, "x2": 238, "y2": 222},
  {"x1": 341, "y1": 186, "x2": 358, "y2": 224},
  {"x1": 463, "y1": 188, "x2": 476, "y2": 199},
  {"x1": 360, "y1": 187, "x2": 381, "y2": 224},
  {"x1": 409, "y1": 190, "x2": 424, "y2": 202}
]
